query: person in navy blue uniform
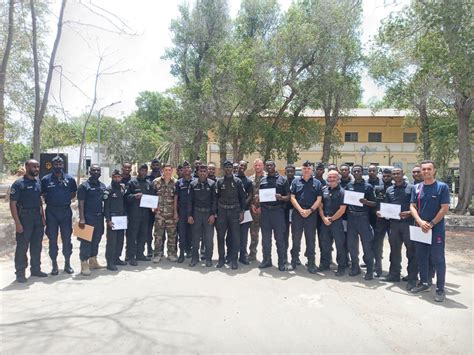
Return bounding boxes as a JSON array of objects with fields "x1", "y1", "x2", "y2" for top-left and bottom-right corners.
[
  {"x1": 41, "y1": 156, "x2": 77, "y2": 275},
  {"x1": 103, "y1": 169, "x2": 127, "y2": 271},
  {"x1": 145, "y1": 159, "x2": 163, "y2": 257},
  {"x1": 255, "y1": 160, "x2": 290, "y2": 271},
  {"x1": 124, "y1": 164, "x2": 155, "y2": 266},
  {"x1": 289, "y1": 160, "x2": 322, "y2": 273},
  {"x1": 345, "y1": 165, "x2": 377, "y2": 280},
  {"x1": 314, "y1": 162, "x2": 327, "y2": 266},
  {"x1": 235, "y1": 160, "x2": 254, "y2": 265},
  {"x1": 367, "y1": 164, "x2": 383, "y2": 230},
  {"x1": 10, "y1": 160, "x2": 47, "y2": 283},
  {"x1": 339, "y1": 163, "x2": 353, "y2": 267},
  {"x1": 379, "y1": 168, "x2": 417, "y2": 290},
  {"x1": 318, "y1": 170, "x2": 347, "y2": 276},
  {"x1": 283, "y1": 164, "x2": 296, "y2": 264},
  {"x1": 372, "y1": 168, "x2": 393, "y2": 277},
  {"x1": 187, "y1": 164, "x2": 217, "y2": 267},
  {"x1": 176, "y1": 161, "x2": 194, "y2": 263},
  {"x1": 77, "y1": 164, "x2": 106, "y2": 276},
  {"x1": 410, "y1": 160, "x2": 450, "y2": 302},
  {"x1": 215, "y1": 160, "x2": 246, "y2": 270}
]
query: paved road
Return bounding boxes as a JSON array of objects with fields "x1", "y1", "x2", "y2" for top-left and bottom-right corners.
[{"x1": 0, "y1": 235, "x2": 472, "y2": 354}]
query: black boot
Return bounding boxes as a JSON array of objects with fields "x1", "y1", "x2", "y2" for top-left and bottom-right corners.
[
  {"x1": 258, "y1": 258, "x2": 272, "y2": 269},
  {"x1": 178, "y1": 251, "x2": 185, "y2": 263},
  {"x1": 107, "y1": 263, "x2": 118, "y2": 271},
  {"x1": 238, "y1": 255, "x2": 250, "y2": 265},
  {"x1": 216, "y1": 258, "x2": 225, "y2": 268},
  {"x1": 64, "y1": 259, "x2": 74, "y2": 274},
  {"x1": 307, "y1": 262, "x2": 317, "y2": 274},
  {"x1": 231, "y1": 260, "x2": 238, "y2": 270},
  {"x1": 364, "y1": 268, "x2": 374, "y2": 280},
  {"x1": 16, "y1": 273, "x2": 27, "y2": 283},
  {"x1": 51, "y1": 260, "x2": 59, "y2": 276},
  {"x1": 189, "y1": 258, "x2": 198, "y2": 267}
]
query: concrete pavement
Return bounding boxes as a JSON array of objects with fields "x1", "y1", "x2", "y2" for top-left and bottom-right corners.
[{"x1": 0, "y1": 235, "x2": 473, "y2": 354}]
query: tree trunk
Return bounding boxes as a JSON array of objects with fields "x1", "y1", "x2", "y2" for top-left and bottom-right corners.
[
  {"x1": 191, "y1": 128, "x2": 205, "y2": 162},
  {"x1": 0, "y1": 0, "x2": 14, "y2": 173},
  {"x1": 418, "y1": 97, "x2": 431, "y2": 160},
  {"x1": 454, "y1": 104, "x2": 473, "y2": 213},
  {"x1": 31, "y1": 0, "x2": 67, "y2": 160},
  {"x1": 218, "y1": 139, "x2": 227, "y2": 170}
]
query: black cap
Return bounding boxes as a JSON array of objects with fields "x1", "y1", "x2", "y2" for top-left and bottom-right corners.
[
  {"x1": 151, "y1": 158, "x2": 160, "y2": 164},
  {"x1": 139, "y1": 163, "x2": 148, "y2": 170},
  {"x1": 302, "y1": 160, "x2": 313, "y2": 167},
  {"x1": 182, "y1": 160, "x2": 190, "y2": 167},
  {"x1": 111, "y1": 169, "x2": 121, "y2": 176},
  {"x1": 223, "y1": 160, "x2": 233, "y2": 167},
  {"x1": 52, "y1": 156, "x2": 63, "y2": 163}
]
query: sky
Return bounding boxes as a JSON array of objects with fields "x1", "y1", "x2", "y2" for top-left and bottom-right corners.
[{"x1": 47, "y1": 0, "x2": 407, "y2": 119}]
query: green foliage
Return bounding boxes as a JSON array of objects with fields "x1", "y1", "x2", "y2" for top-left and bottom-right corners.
[{"x1": 4, "y1": 142, "x2": 29, "y2": 173}]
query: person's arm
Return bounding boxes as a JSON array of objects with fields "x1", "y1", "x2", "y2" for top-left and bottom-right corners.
[
  {"x1": 310, "y1": 183, "x2": 323, "y2": 212},
  {"x1": 70, "y1": 177, "x2": 77, "y2": 200},
  {"x1": 77, "y1": 184, "x2": 86, "y2": 228},
  {"x1": 40, "y1": 197, "x2": 45, "y2": 226},
  {"x1": 410, "y1": 202, "x2": 431, "y2": 232},
  {"x1": 174, "y1": 187, "x2": 179, "y2": 222},
  {"x1": 103, "y1": 190, "x2": 111, "y2": 222},
  {"x1": 237, "y1": 180, "x2": 245, "y2": 221},
  {"x1": 276, "y1": 179, "x2": 290, "y2": 202},
  {"x1": 187, "y1": 183, "x2": 194, "y2": 224},
  {"x1": 330, "y1": 205, "x2": 347, "y2": 221},
  {"x1": 209, "y1": 182, "x2": 217, "y2": 225},
  {"x1": 245, "y1": 181, "x2": 254, "y2": 208},
  {"x1": 124, "y1": 181, "x2": 137, "y2": 203},
  {"x1": 9, "y1": 200, "x2": 23, "y2": 233},
  {"x1": 361, "y1": 185, "x2": 377, "y2": 207}
]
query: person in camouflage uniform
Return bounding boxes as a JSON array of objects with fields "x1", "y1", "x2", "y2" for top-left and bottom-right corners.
[
  {"x1": 249, "y1": 158, "x2": 266, "y2": 261},
  {"x1": 152, "y1": 164, "x2": 178, "y2": 263}
]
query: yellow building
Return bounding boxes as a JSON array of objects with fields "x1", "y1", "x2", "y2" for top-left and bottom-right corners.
[{"x1": 207, "y1": 108, "x2": 422, "y2": 172}]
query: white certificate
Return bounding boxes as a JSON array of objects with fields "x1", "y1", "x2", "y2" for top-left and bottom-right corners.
[
  {"x1": 139, "y1": 194, "x2": 159, "y2": 209},
  {"x1": 259, "y1": 188, "x2": 276, "y2": 202},
  {"x1": 111, "y1": 216, "x2": 128, "y2": 230},
  {"x1": 343, "y1": 190, "x2": 364, "y2": 207},
  {"x1": 379, "y1": 203, "x2": 401, "y2": 220},
  {"x1": 289, "y1": 209, "x2": 293, "y2": 223},
  {"x1": 241, "y1": 210, "x2": 253, "y2": 224},
  {"x1": 409, "y1": 226, "x2": 432, "y2": 244}
]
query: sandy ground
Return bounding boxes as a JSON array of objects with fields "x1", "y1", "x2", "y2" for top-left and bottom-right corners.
[{"x1": 0, "y1": 231, "x2": 473, "y2": 354}]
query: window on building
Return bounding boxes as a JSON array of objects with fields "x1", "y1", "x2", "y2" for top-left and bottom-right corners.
[
  {"x1": 403, "y1": 132, "x2": 417, "y2": 142},
  {"x1": 368, "y1": 132, "x2": 382, "y2": 142},
  {"x1": 344, "y1": 132, "x2": 358, "y2": 142}
]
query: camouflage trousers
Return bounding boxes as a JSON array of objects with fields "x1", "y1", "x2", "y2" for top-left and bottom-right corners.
[
  {"x1": 154, "y1": 213, "x2": 177, "y2": 257},
  {"x1": 249, "y1": 210, "x2": 261, "y2": 258}
]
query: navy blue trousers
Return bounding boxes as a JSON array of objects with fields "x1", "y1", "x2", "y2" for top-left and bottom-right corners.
[
  {"x1": 415, "y1": 225, "x2": 446, "y2": 291},
  {"x1": 45, "y1": 205, "x2": 73, "y2": 260},
  {"x1": 79, "y1": 213, "x2": 104, "y2": 261}
]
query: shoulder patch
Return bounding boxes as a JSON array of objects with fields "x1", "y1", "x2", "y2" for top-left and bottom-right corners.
[{"x1": 10, "y1": 188, "x2": 16, "y2": 195}]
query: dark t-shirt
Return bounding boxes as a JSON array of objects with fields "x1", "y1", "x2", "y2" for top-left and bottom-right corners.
[{"x1": 410, "y1": 181, "x2": 450, "y2": 230}]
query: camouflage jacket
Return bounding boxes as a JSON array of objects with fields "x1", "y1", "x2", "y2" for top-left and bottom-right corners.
[
  {"x1": 250, "y1": 173, "x2": 266, "y2": 206},
  {"x1": 153, "y1": 177, "x2": 177, "y2": 216}
]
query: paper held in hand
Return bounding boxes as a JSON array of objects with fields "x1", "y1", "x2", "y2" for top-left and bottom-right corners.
[
  {"x1": 140, "y1": 194, "x2": 159, "y2": 209},
  {"x1": 379, "y1": 203, "x2": 401, "y2": 220},
  {"x1": 409, "y1": 226, "x2": 432, "y2": 244},
  {"x1": 259, "y1": 188, "x2": 276, "y2": 202},
  {"x1": 343, "y1": 190, "x2": 364, "y2": 207},
  {"x1": 73, "y1": 222, "x2": 94, "y2": 241},
  {"x1": 241, "y1": 210, "x2": 253, "y2": 224},
  {"x1": 111, "y1": 216, "x2": 128, "y2": 230}
]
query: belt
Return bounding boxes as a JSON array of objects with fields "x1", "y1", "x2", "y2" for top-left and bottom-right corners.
[
  {"x1": 195, "y1": 207, "x2": 211, "y2": 212},
  {"x1": 261, "y1": 204, "x2": 284, "y2": 210},
  {"x1": 348, "y1": 211, "x2": 368, "y2": 216},
  {"x1": 47, "y1": 204, "x2": 71, "y2": 208},
  {"x1": 218, "y1": 203, "x2": 240, "y2": 210}
]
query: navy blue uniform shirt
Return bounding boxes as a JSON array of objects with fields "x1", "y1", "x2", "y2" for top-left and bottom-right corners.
[
  {"x1": 259, "y1": 173, "x2": 290, "y2": 207},
  {"x1": 77, "y1": 178, "x2": 106, "y2": 214},
  {"x1": 345, "y1": 179, "x2": 375, "y2": 214},
  {"x1": 290, "y1": 176, "x2": 322, "y2": 209},
  {"x1": 385, "y1": 182, "x2": 414, "y2": 223},
  {"x1": 10, "y1": 176, "x2": 42, "y2": 209},
  {"x1": 321, "y1": 184, "x2": 345, "y2": 216},
  {"x1": 176, "y1": 177, "x2": 194, "y2": 208},
  {"x1": 41, "y1": 173, "x2": 77, "y2": 206},
  {"x1": 411, "y1": 181, "x2": 450, "y2": 229},
  {"x1": 237, "y1": 173, "x2": 253, "y2": 210}
]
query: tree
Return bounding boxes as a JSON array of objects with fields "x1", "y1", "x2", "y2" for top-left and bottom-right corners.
[
  {"x1": 0, "y1": 0, "x2": 14, "y2": 173},
  {"x1": 30, "y1": 0, "x2": 67, "y2": 160},
  {"x1": 369, "y1": 0, "x2": 473, "y2": 213},
  {"x1": 164, "y1": 0, "x2": 231, "y2": 160}
]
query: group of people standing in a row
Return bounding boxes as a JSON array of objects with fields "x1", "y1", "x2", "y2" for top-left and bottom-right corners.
[{"x1": 10, "y1": 156, "x2": 449, "y2": 302}]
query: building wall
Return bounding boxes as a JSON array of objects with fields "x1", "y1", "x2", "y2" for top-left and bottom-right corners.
[{"x1": 207, "y1": 111, "x2": 423, "y2": 173}]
